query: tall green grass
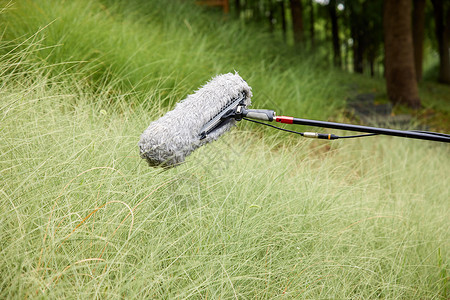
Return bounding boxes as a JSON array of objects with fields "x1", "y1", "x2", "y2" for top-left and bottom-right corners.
[
  {"x1": 1, "y1": 48, "x2": 449, "y2": 299},
  {"x1": 1, "y1": 0, "x2": 449, "y2": 298},
  {"x1": 1, "y1": 0, "x2": 349, "y2": 119}
]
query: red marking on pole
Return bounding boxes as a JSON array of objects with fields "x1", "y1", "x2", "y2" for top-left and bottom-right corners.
[{"x1": 275, "y1": 116, "x2": 294, "y2": 124}]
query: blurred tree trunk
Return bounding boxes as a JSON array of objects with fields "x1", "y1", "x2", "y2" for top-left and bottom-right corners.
[
  {"x1": 280, "y1": 0, "x2": 287, "y2": 42},
  {"x1": 412, "y1": 0, "x2": 425, "y2": 81},
  {"x1": 349, "y1": 2, "x2": 364, "y2": 73},
  {"x1": 268, "y1": 0, "x2": 275, "y2": 32},
  {"x1": 431, "y1": 0, "x2": 450, "y2": 84},
  {"x1": 309, "y1": 0, "x2": 315, "y2": 48},
  {"x1": 328, "y1": 0, "x2": 341, "y2": 67},
  {"x1": 290, "y1": 0, "x2": 304, "y2": 45},
  {"x1": 352, "y1": 32, "x2": 364, "y2": 73},
  {"x1": 384, "y1": 0, "x2": 421, "y2": 108},
  {"x1": 363, "y1": 1, "x2": 383, "y2": 77},
  {"x1": 234, "y1": 0, "x2": 241, "y2": 18}
]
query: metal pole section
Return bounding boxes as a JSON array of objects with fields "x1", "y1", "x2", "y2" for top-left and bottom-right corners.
[{"x1": 275, "y1": 116, "x2": 450, "y2": 143}]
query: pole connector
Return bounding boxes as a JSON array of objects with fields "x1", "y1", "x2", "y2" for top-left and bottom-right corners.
[{"x1": 303, "y1": 132, "x2": 338, "y2": 140}]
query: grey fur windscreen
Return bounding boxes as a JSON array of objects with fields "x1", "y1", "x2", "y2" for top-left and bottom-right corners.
[{"x1": 139, "y1": 73, "x2": 252, "y2": 167}]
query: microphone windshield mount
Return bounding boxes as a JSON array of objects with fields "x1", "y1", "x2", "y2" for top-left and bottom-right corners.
[
  {"x1": 139, "y1": 73, "x2": 252, "y2": 168},
  {"x1": 139, "y1": 72, "x2": 449, "y2": 169}
]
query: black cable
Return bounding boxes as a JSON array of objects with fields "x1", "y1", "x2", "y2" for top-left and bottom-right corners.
[
  {"x1": 242, "y1": 117, "x2": 304, "y2": 136},
  {"x1": 242, "y1": 118, "x2": 377, "y2": 139}
]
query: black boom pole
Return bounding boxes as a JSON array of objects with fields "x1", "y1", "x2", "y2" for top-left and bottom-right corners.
[
  {"x1": 275, "y1": 116, "x2": 450, "y2": 143},
  {"x1": 227, "y1": 107, "x2": 450, "y2": 143}
]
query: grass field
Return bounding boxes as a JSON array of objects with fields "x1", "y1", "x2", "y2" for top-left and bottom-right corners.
[{"x1": 1, "y1": 0, "x2": 449, "y2": 298}]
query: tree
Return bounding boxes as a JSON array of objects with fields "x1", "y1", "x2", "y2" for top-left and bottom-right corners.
[
  {"x1": 431, "y1": 0, "x2": 450, "y2": 84},
  {"x1": 384, "y1": 0, "x2": 421, "y2": 108},
  {"x1": 309, "y1": 0, "x2": 315, "y2": 48},
  {"x1": 267, "y1": 0, "x2": 276, "y2": 33},
  {"x1": 364, "y1": 0, "x2": 383, "y2": 77},
  {"x1": 328, "y1": 0, "x2": 341, "y2": 67},
  {"x1": 234, "y1": 0, "x2": 241, "y2": 18},
  {"x1": 347, "y1": 0, "x2": 365, "y2": 73},
  {"x1": 412, "y1": 0, "x2": 426, "y2": 81},
  {"x1": 290, "y1": 0, "x2": 304, "y2": 45},
  {"x1": 280, "y1": 0, "x2": 288, "y2": 42}
]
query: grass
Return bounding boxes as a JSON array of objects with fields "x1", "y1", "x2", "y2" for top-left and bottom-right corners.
[
  {"x1": 1, "y1": 0, "x2": 449, "y2": 298},
  {"x1": 1, "y1": 0, "x2": 349, "y2": 119}
]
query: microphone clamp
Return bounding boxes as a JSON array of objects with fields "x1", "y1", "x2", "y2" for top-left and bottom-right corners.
[{"x1": 220, "y1": 105, "x2": 276, "y2": 122}]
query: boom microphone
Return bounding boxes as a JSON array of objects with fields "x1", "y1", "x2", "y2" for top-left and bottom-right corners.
[
  {"x1": 139, "y1": 73, "x2": 252, "y2": 167},
  {"x1": 140, "y1": 73, "x2": 450, "y2": 168}
]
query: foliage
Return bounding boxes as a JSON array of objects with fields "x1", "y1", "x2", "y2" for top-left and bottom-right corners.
[{"x1": 0, "y1": 0, "x2": 449, "y2": 298}]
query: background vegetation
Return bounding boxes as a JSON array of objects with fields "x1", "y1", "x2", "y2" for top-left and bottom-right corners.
[
  {"x1": 1, "y1": 0, "x2": 449, "y2": 298},
  {"x1": 228, "y1": 0, "x2": 450, "y2": 109}
]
